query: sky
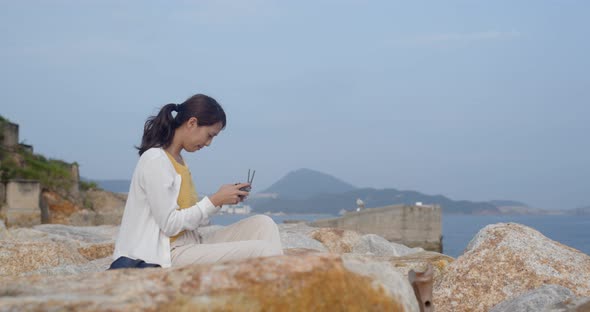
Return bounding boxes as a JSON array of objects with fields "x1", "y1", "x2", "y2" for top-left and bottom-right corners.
[{"x1": 1, "y1": 1, "x2": 589, "y2": 210}]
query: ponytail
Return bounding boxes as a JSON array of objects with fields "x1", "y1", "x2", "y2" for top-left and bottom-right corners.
[
  {"x1": 136, "y1": 94, "x2": 226, "y2": 156},
  {"x1": 137, "y1": 103, "x2": 179, "y2": 156}
]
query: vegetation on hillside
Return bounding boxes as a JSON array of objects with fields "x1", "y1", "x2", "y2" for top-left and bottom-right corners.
[
  {"x1": 1, "y1": 145, "x2": 75, "y2": 193},
  {"x1": 0, "y1": 114, "x2": 98, "y2": 196}
]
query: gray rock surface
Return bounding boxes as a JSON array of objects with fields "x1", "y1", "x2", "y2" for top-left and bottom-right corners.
[
  {"x1": 277, "y1": 223, "x2": 328, "y2": 251},
  {"x1": 543, "y1": 297, "x2": 590, "y2": 312},
  {"x1": 277, "y1": 222, "x2": 316, "y2": 235},
  {"x1": 352, "y1": 234, "x2": 423, "y2": 257},
  {"x1": 342, "y1": 253, "x2": 420, "y2": 312},
  {"x1": 280, "y1": 231, "x2": 328, "y2": 251},
  {"x1": 33, "y1": 224, "x2": 118, "y2": 243},
  {"x1": 21, "y1": 257, "x2": 112, "y2": 276},
  {"x1": 490, "y1": 285, "x2": 575, "y2": 312},
  {"x1": 0, "y1": 220, "x2": 8, "y2": 239}
]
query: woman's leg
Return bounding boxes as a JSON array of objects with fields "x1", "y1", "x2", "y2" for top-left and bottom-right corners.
[
  {"x1": 202, "y1": 215, "x2": 283, "y2": 254},
  {"x1": 170, "y1": 215, "x2": 284, "y2": 266},
  {"x1": 171, "y1": 239, "x2": 278, "y2": 266}
]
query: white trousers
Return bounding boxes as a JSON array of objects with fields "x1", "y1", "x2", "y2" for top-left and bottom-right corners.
[{"x1": 170, "y1": 215, "x2": 284, "y2": 266}]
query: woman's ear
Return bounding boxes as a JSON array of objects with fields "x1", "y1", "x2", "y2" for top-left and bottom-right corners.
[{"x1": 187, "y1": 117, "x2": 199, "y2": 128}]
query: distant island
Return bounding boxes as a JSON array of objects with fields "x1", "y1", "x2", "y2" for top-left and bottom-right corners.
[{"x1": 92, "y1": 168, "x2": 589, "y2": 216}]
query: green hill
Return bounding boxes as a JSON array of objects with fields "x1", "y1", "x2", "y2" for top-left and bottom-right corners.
[
  {"x1": 260, "y1": 168, "x2": 357, "y2": 200},
  {"x1": 251, "y1": 187, "x2": 500, "y2": 215}
]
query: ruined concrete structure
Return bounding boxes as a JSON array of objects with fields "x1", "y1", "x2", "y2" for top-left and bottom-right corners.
[
  {"x1": 4, "y1": 179, "x2": 42, "y2": 227},
  {"x1": 0, "y1": 119, "x2": 79, "y2": 227},
  {"x1": 1, "y1": 121, "x2": 19, "y2": 148},
  {"x1": 311, "y1": 204, "x2": 443, "y2": 252}
]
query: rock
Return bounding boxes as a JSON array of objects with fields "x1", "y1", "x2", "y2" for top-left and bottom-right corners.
[
  {"x1": 544, "y1": 297, "x2": 590, "y2": 312},
  {"x1": 434, "y1": 223, "x2": 590, "y2": 312},
  {"x1": 7, "y1": 227, "x2": 53, "y2": 241},
  {"x1": 309, "y1": 228, "x2": 362, "y2": 253},
  {"x1": 77, "y1": 242, "x2": 115, "y2": 261},
  {"x1": 5, "y1": 208, "x2": 41, "y2": 228},
  {"x1": 0, "y1": 253, "x2": 412, "y2": 311},
  {"x1": 78, "y1": 189, "x2": 126, "y2": 225},
  {"x1": 83, "y1": 189, "x2": 126, "y2": 214},
  {"x1": 21, "y1": 257, "x2": 112, "y2": 276},
  {"x1": 343, "y1": 251, "x2": 454, "y2": 284},
  {"x1": 352, "y1": 234, "x2": 424, "y2": 257},
  {"x1": 42, "y1": 190, "x2": 125, "y2": 226},
  {"x1": 342, "y1": 253, "x2": 420, "y2": 312},
  {"x1": 490, "y1": 285, "x2": 575, "y2": 312},
  {"x1": 0, "y1": 219, "x2": 8, "y2": 239},
  {"x1": 42, "y1": 190, "x2": 82, "y2": 224},
  {"x1": 0, "y1": 240, "x2": 87, "y2": 276},
  {"x1": 278, "y1": 222, "x2": 316, "y2": 235},
  {"x1": 0, "y1": 224, "x2": 118, "y2": 275},
  {"x1": 277, "y1": 223, "x2": 327, "y2": 251},
  {"x1": 281, "y1": 231, "x2": 328, "y2": 251},
  {"x1": 283, "y1": 248, "x2": 322, "y2": 256},
  {"x1": 387, "y1": 251, "x2": 454, "y2": 281},
  {"x1": 32, "y1": 224, "x2": 118, "y2": 243}
]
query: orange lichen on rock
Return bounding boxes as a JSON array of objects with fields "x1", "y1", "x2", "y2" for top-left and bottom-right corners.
[
  {"x1": 77, "y1": 243, "x2": 114, "y2": 261},
  {"x1": 0, "y1": 253, "x2": 409, "y2": 311}
]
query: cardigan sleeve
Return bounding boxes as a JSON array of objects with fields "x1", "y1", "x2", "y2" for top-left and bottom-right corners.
[{"x1": 140, "y1": 156, "x2": 220, "y2": 237}]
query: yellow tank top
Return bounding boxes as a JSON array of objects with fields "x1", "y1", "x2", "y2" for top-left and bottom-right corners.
[{"x1": 165, "y1": 151, "x2": 199, "y2": 243}]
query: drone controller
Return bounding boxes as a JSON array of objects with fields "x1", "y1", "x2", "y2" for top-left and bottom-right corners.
[{"x1": 238, "y1": 169, "x2": 255, "y2": 193}]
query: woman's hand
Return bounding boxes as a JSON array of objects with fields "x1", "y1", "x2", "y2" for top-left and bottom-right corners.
[{"x1": 209, "y1": 183, "x2": 251, "y2": 207}]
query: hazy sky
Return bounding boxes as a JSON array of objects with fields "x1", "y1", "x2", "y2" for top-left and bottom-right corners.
[{"x1": 1, "y1": 1, "x2": 588, "y2": 210}]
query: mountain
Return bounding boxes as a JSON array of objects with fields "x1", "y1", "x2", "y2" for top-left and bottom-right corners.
[
  {"x1": 488, "y1": 200, "x2": 529, "y2": 208},
  {"x1": 259, "y1": 168, "x2": 357, "y2": 200},
  {"x1": 250, "y1": 187, "x2": 501, "y2": 215}
]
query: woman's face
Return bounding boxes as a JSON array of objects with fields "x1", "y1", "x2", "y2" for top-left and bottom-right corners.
[{"x1": 182, "y1": 118, "x2": 223, "y2": 152}]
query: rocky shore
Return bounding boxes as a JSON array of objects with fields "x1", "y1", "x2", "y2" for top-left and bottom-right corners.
[{"x1": 0, "y1": 220, "x2": 588, "y2": 311}]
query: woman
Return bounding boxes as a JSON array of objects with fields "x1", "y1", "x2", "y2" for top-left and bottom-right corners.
[{"x1": 112, "y1": 94, "x2": 283, "y2": 269}]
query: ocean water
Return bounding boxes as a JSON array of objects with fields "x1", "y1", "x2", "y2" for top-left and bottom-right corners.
[
  {"x1": 211, "y1": 214, "x2": 590, "y2": 258},
  {"x1": 442, "y1": 214, "x2": 590, "y2": 258}
]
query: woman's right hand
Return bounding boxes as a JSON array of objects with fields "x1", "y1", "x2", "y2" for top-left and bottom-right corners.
[{"x1": 209, "y1": 183, "x2": 250, "y2": 207}]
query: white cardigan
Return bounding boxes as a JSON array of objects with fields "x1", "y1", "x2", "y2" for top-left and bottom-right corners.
[{"x1": 113, "y1": 147, "x2": 219, "y2": 267}]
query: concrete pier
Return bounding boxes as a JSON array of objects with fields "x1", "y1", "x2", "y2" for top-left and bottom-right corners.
[{"x1": 310, "y1": 204, "x2": 442, "y2": 252}]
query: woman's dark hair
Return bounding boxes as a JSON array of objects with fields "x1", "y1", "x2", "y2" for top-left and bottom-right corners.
[{"x1": 137, "y1": 94, "x2": 226, "y2": 156}]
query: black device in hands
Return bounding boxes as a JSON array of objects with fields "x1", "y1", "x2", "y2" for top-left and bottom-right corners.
[{"x1": 238, "y1": 169, "x2": 255, "y2": 192}]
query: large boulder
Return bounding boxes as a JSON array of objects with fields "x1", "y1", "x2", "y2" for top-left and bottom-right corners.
[
  {"x1": 0, "y1": 240, "x2": 88, "y2": 276},
  {"x1": 42, "y1": 189, "x2": 126, "y2": 226},
  {"x1": 352, "y1": 234, "x2": 424, "y2": 257},
  {"x1": 0, "y1": 219, "x2": 8, "y2": 239},
  {"x1": 79, "y1": 189, "x2": 126, "y2": 225},
  {"x1": 309, "y1": 228, "x2": 362, "y2": 253},
  {"x1": 490, "y1": 285, "x2": 575, "y2": 312},
  {"x1": 0, "y1": 253, "x2": 416, "y2": 311},
  {"x1": 20, "y1": 257, "x2": 112, "y2": 276},
  {"x1": 343, "y1": 251, "x2": 454, "y2": 284},
  {"x1": 83, "y1": 189, "x2": 126, "y2": 214},
  {"x1": 544, "y1": 297, "x2": 590, "y2": 312},
  {"x1": 0, "y1": 224, "x2": 118, "y2": 276},
  {"x1": 434, "y1": 223, "x2": 590, "y2": 312},
  {"x1": 42, "y1": 190, "x2": 83, "y2": 225},
  {"x1": 278, "y1": 223, "x2": 328, "y2": 251}
]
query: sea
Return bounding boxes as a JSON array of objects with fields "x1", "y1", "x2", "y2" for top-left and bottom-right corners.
[{"x1": 211, "y1": 214, "x2": 590, "y2": 258}]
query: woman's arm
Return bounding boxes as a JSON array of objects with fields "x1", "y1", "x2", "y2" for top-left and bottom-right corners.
[{"x1": 140, "y1": 157, "x2": 219, "y2": 237}]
